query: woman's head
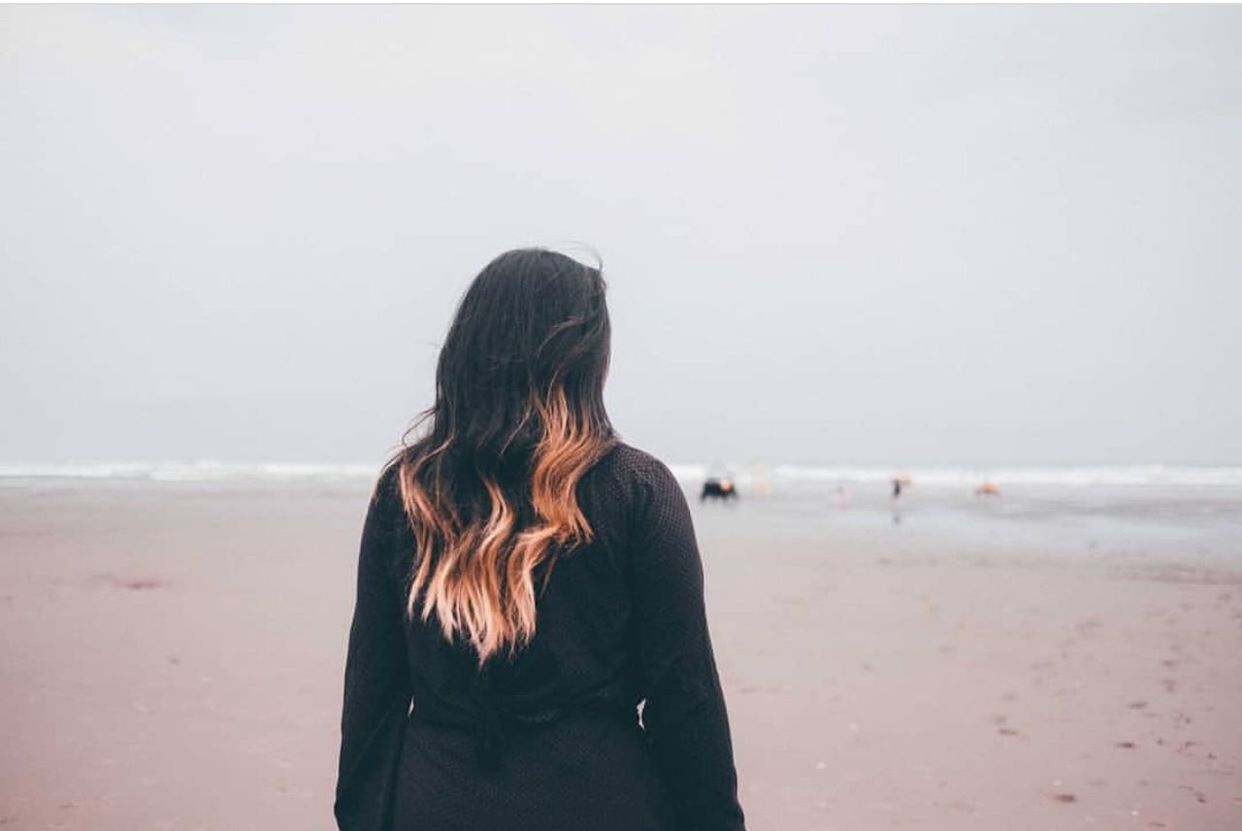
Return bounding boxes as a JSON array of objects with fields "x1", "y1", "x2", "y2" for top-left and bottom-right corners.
[
  {"x1": 434, "y1": 248, "x2": 612, "y2": 463},
  {"x1": 392, "y1": 248, "x2": 617, "y2": 665}
]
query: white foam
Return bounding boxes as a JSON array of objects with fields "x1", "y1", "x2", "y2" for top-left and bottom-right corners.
[
  {"x1": 674, "y1": 464, "x2": 1242, "y2": 489},
  {"x1": 0, "y1": 461, "x2": 1239, "y2": 488},
  {"x1": 0, "y1": 461, "x2": 380, "y2": 482}
]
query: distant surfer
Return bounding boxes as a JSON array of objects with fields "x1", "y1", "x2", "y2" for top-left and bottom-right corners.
[
  {"x1": 891, "y1": 476, "x2": 905, "y2": 525},
  {"x1": 700, "y1": 477, "x2": 738, "y2": 502}
]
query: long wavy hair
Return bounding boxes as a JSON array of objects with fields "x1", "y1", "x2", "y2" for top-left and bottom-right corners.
[{"x1": 388, "y1": 248, "x2": 617, "y2": 667}]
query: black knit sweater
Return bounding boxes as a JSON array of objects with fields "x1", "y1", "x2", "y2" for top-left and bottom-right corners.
[{"x1": 334, "y1": 442, "x2": 746, "y2": 831}]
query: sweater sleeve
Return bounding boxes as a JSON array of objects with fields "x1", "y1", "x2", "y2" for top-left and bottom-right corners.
[
  {"x1": 629, "y1": 457, "x2": 747, "y2": 831},
  {"x1": 334, "y1": 468, "x2": 413, "y2": 831}
]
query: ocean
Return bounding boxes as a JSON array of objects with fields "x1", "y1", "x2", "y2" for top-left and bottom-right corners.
[{"x1": 2, "y1": 461, "x2": 1238, "y2": 566}]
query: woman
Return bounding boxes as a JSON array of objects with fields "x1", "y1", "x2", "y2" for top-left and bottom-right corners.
[{"x1": 334, "y1": 248, "x2": 747, "y2": 831}]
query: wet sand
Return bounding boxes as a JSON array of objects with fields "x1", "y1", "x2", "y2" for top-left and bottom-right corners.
[{"x1": 0, "y1": 480, "x2": 1239, "y2": 830}]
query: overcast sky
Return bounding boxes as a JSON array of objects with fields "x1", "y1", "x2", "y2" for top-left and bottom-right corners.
[{"x1": 2, "y1": 5, "x2": 1239, "y2": 467}]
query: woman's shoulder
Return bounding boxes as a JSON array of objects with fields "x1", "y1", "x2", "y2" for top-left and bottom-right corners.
[
  {"x1": 364, "y1": 456, "x2": 408, "y2": 530},
  {"x1": 575, "y1": 442, "x2": 683, "y2": 549},
  {"x1": 593, "y1": 440, "x2": 667, "y2": 478},
  {"x1": 587, "y1": 441, "x2": 685, "y2": 507},
  {"x1": 371, "y1": 456, "x2": 402, "y2": 497}
]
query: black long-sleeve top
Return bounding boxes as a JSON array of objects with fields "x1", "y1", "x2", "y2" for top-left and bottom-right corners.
[{"x1": 335, "y1": 442, "x2": 746, "y2": 831}]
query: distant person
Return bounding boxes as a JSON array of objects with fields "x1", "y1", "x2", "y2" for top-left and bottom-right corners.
[
  {"x1": 892, "y1": 478, "x2": 903, "y2": 499},
  {"x1": 835, "y1": 485, "x2": 850, "y2": 509},
  {"x1": 701, "y1": 477, "x2": 738, "y2": 502},
  {"x1": 335, "y1": 249, "x2": 746, "y2": 830}
]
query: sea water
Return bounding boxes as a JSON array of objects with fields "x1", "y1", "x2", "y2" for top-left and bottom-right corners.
[{"x1": 2, "y1": 462, "x2": 1239, "y2": 565}]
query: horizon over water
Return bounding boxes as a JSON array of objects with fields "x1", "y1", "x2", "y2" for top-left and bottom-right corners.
[
  {"x1": 1, "y1": 460, "x2": 1241, "y2": 488},
  {"x1": 1, "y1": 459, "x2": 1239, "y2": 577}
]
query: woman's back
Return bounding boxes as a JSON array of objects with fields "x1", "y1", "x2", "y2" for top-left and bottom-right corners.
[
  {"x1": 334, "y1": 248, "x2": 744, "y2": 830},
  {"x1": 336, "y1": 441, "x2": 746, "y2": 830}
]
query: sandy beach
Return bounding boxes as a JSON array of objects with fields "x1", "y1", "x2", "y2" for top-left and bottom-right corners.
[{"x1": 1, "y1": 474, "x2": 1239, "y2": 830}]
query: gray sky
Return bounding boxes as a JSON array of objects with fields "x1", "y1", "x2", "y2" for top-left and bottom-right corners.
[{"x1": 2, "y1": 5, "x2": 1239, "y2": 467}]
